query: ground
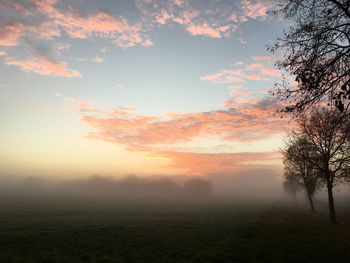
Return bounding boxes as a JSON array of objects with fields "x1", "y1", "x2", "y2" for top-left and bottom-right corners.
[{"x1": 0, "y1": 200, "x2": 349, "y2": 263}]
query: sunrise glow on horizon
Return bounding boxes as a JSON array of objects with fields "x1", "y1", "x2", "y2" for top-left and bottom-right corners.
[{"x1": 0, "y1": 0, "x2": 290, "y2": 179}]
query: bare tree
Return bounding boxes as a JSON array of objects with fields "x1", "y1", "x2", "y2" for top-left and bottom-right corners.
[
  {"x1": 269, "y1": 0, "x2": 350, "y2": 113},
  {"x1": 295, "y1": 108, "x2": 350, "y2": 223},
  {"x1": 282, "y1": 135, "x2": 323, "y2": 212}
]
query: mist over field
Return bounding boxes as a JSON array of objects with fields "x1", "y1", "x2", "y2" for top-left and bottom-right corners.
[{"x1": 0, "y1": 171, "x2": 349, "y2": 213}]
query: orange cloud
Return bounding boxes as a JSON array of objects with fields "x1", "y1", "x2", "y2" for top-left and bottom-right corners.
[
  {"x1": 6, "y1": 57, "x2": 82, "y2": 78},
  {"x1": 65, "y1": 96, "x2": 288, "y2": 149},
  {"x1": 156, "y1": 151, "x2": 281, "y2": 175}
]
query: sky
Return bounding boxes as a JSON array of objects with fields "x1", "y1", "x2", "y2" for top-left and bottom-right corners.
[{"x1": 0, "y1": 0, "x2": 292, "y2": 179}]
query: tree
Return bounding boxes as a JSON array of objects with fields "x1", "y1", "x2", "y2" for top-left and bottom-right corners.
[
  {"x1": 270, "y1": 0, "x2": 350, "y2": 113},
  {"x1": 281, "y1": 135, "x2": 323, "y2": 212},
  {"x1": 283, "y1": 169, "x2": 301, "y2": 204},
  {"x1": 295, "y1": 107, "x2": 350, "y2": 223}
]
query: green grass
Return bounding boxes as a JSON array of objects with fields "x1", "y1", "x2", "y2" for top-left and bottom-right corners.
[{"x1": 0, "y1": 202, "x2": 349, "y2": 263}]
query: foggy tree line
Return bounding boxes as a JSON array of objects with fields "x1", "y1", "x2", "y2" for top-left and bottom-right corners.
[
  {"x1": 271, "y1": 0, "x2": 350, "y2": 223},
  {"x1": 20, "y1": 175, "x2": 213, "y2": 198}
]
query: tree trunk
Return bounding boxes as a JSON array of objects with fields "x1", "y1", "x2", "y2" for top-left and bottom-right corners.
[
  {"x1": 327, "y1": 181, "x2": 337, "y2": 224},
  {"x1": 306, "y1": 188, "x2": 315, "y2": 213}
]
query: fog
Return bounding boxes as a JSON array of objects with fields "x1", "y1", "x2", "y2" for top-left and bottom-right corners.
[{"x1": 0, "y1": 170, "x2": 349, "y2": 214}]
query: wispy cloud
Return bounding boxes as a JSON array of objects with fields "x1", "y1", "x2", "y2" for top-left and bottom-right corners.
[
  {"x1": 6, "y1": 56, "x2": 82, "y2": 78},
  {"x1": 92, "y1": 56, "x2": 104, "y2": 63},
  {"x1": 201, "y1": 55, "x2": 281, "y2": 84}
]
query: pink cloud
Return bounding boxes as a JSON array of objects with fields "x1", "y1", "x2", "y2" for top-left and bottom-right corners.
[
  {"x1": 6, "y1": 56, "x2": 82, "y2": 78},
  {"x1": 0, "y1": 51, "x2": 5, "y2": 56},
  {"x1": 246, "y1": 63, "x2": 281, "y2": 78},
  {"x1": 245, "y1": 74, "x2": 261, "y2": 80},
  {"x1": 186, "y1": 23, "x2": 221, "y2": 38},
  {"x1": 155, "y1": 9, "x2": 172, "y2": 24},
  {"x1": 0, "y1": 23, "x2": 23, "y2": 46},
  {"x1": 241, "y1": 0, "x2": 270, "y2": 20}
]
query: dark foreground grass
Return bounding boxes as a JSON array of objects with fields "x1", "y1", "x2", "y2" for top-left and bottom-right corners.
[{"x1": 0, "y1": 201, "x2": 349, "y2": 263}]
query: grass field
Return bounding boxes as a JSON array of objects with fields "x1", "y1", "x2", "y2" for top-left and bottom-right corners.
[{"x1": 0, "y1": 200, "x2": 349, "y2": 263}]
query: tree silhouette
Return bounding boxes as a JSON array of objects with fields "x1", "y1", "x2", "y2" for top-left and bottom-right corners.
[
  {"x1": 281, "y1": 135, "x2": 323, "y2": 212},
  {"x1": 270, "y1": 0, "x2": 350, "y2": 113},
  {"x1": 283, "y1": 170, "x2": 302, "y2": 205},
  {"x1": 294, "y1": 108, "x2": 350, "y2": 223}
]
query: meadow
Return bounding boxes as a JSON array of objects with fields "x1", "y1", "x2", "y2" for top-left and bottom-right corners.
[{"x1": 0, "y1": 197, "x2": 349, "y2": 263}]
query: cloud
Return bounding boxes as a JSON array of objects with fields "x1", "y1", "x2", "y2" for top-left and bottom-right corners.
[
  {"x1": 6, "y1": 56, "x2": 82, "y2": 77},
  {"x1": 234, "y1": 61, "x2": 244, "y2": 66},
  {"x1": 201, "y1": 56, "x2": 281, "y2": 84},
  {"x1": 62, "y1": 91, "x2": 287, "y2": 175},
  {"x1": 241, "y1": 0, "x2": 270, "y2": 20},
  {"x1": 0, "y1": 23, "x2": 23, "y2": 46},
  {"x1": 245, "y1": 63, "x2": 281, "y2": 78},
  {"x1": 136, "y1": 0, "x2": 273, "y2": 39},
  {"x1": 34, "y1": 1, "x2": 146, "y2": 48},
  {"x1": 57, "y1": 42, "x2": 70, "y2": 50},
  {"x1": 157, "y1": 151, "x2": 281, "y2": 176},
  {"x1": 0, "y1": 0, "x2": 275, "y2": 76},
  {"x1": 0, "y1": 0, "x2": 149, "y2": 76},
  {"x1": 65, "y1": 95, "x2": 287, "y2": 149},
  {"x1": 64, "y1": 97, "x2": 92, "y2": 107},
  {"x1": 0, "y1": 51, "x2": 5, "y2": 56},
  {"x1": 92, "y1": 56, "x2": 104, "y2": 63},
  {"x1": 201, "y1": 69, "x2": 248, "y2": 84},
  {"x1": 142, "y1": 39, "x2": 154, "y2": 47},
  {"x1": 186, "y1": 23, "x2": 222, "y2": 38}
]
